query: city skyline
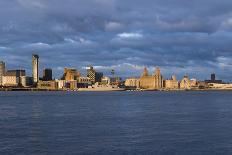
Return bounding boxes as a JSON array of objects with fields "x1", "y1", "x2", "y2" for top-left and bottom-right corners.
[{"x1": 0, "y1": 0, "x2": 232, "y2": 81}]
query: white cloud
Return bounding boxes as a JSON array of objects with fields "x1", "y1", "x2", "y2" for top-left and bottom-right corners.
[
  {"x1": 23, "y1": 42, "x2": 51, "y2": 49},
  {"x1": 117, "y1": 32, "x2": 143, "y2": 39}
]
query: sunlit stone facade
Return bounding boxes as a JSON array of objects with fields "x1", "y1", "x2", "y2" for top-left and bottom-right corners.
[
  {"x1": 165, "y1": 75, "x2": 179, "y2": 89},
  {"x1": 139, "y1": 67, "x2": 163, "y2": 90}
]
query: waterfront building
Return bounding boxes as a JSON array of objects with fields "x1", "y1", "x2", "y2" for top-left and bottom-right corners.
[
  {"x1": 165, "y1": 75, "x2": 179, "y2": 89},
  {"x1": 32, "y1": 54, "x2": 39, "y2": 84},
  {"x1": 5, "y1": 70, "x2": 26, "y2": 77},
  {"x1": 101, "y1": 77, "x2": 111, "y2": 85},
  {"x1": 180, "y1": 75, "x2": 191, "y2": 89},
  {"x1": 37, "y1": 80, "x2": 58, "y2": 90},
  {"x1": 43, "y1": 68, "x2": 52, "y2": 81},
  {"x1": 63, "y1": 68, "x2": 80, "y2": 81},
  {"x1": 180, "y1": 76, "x2": 198, "y2": 90},
  {"x1": 77, "y1": 77, "x2": 91, "y2": 88},
  {"x1": 205, "y1": 73, "x2": 222, "y2": 83},
  {"x1": 65, "y1": 80, "x2": 78, "y2": 90},
  {"x1": 4, "y1": 70, "x2": 26, "y2": 86},
  {"x1": 20, "y1": 76, "x2": 32, "y2": 87},
  {"x1": 56, "y1": 80, "x2": 66, "y2": 89},
  {"x1": 110, "y1": 77, "x2": 122, "y2": 85},
  {"x1": 207, "y1": 83, "x2": 232, "y2": 90},
  {"x1": 2, "y1": 76, "x2": 19, "y2": 87},
  {"x1": 87, "y1": 66, "x2": 103, "y2": 83},
  {"x1": 0, "y1": 61, "x2": 5, "y2": 86},
  {"x1": 139, "y1": 67, "x2": 163, "y2": 90},
  {"x1": 125, "y1": 78, "x2": 140, "y2": 89}
]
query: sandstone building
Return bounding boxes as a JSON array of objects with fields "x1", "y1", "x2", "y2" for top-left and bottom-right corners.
[{"x1": 139, "y1": 67, "x2": 163, "y2": 90}]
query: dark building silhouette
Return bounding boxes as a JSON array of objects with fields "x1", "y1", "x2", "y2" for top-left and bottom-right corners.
[
  {"x1": 43, "y1": 68, "x2": 53, "y2": 81},
  {"x1": 205, "y1": 73, "x2": 222, "y2": 83}
]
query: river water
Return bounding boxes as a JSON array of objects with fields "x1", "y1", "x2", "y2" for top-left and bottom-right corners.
[{"x1": 0, "y1": 91, "x2": 232, "y2": 155}]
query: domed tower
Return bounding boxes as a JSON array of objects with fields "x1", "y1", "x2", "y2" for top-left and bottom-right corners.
[
  {"x1": 141, "y1": 67, "x2": 149, "y2": 77},
  {"x1": 154, "y1": 67, "x2": 163, "y2": 89}
]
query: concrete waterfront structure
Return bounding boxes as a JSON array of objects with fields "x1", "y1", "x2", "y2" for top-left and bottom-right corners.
[
  {"x1": 32, "y1": 54, "x2": 39, "y2": 84},
  {"x1": 37, "y1": 80, "x2": 58, "y2": 90},
  {"x1": 208, "y1": 83, "x2": 232, "y2": 90},
  {"x1": 139, "y1": 67, "x2": 163, "y2": 90},
  {"x1": 43, "y1": 68, "x2": 53, "y2": 81},
  {"x1": 164, "y1": 75, "x2": 179, "y2": 89},
  {"x1": 87, "y1": 66, "x2": 103, "y2": 83},
  {"x1": 0, "y1": 61, "x2": 5, "y2": 86},
  {"x1": 125, "y1": 78, "x2": 140, "y2": 89}
]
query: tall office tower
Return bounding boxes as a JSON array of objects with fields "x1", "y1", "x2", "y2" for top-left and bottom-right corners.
[
  {"x1": 211, "y1": 73, "x2": 216, "y2": 81},
  {"x1": 87, "y1": 66, "x2": 103, "y2": 83},
  {"x1": 0, "y1": 61, "x2": 5, "y2": 86},
  {"x1": 32, "y1": 54, "x2": 39, "y2": 84},
  {"x1": 43, "y1": 68, "x2": 53, "y2": 81}
]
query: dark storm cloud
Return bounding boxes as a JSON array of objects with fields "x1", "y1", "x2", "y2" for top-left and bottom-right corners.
[{"x1": 0, "y1": 0, "x2": 232, "y2": 81}]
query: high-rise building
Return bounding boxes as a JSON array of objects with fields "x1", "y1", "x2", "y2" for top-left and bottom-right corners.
[
  {"x1": 32, "y1": 54, "x2": 39, "y2": 84},
  {"x1": 87, "y1": 66, "x2": 103, "y2": 83},
  {"x1": 43, "y1": 68, "x2": 52, "y2": 81},
  {"x1": 0, "y1": 61, "x2": 5, "y2": 86}
]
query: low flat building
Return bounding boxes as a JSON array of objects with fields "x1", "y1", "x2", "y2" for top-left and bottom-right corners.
[
  {"x1": 208, "y1": 83, "x2": 232, "y2": 90},
  {"x1": 37, "y1": 81, "x2": 58, "y2": 90}
]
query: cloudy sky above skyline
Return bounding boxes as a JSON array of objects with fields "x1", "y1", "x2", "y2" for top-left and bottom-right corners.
[{"x1": 0, "y1": 0, "x2": 232, "y2": 81}]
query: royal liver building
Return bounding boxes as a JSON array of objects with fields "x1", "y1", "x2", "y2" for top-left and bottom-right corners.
[{"x1": 139, "y1": 67, "x2": 163, "y2": 90}]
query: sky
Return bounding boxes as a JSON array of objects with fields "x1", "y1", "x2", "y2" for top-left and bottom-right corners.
[{"x1": 0, "y1": 0, "x2": 232, "y2": 81}]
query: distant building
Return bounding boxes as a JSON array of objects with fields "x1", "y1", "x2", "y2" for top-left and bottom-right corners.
[
  {"x1": 43, "y1": 68, "x2": 53, "y2": 81},
  {"x1": 37, "y1": 80, "x2": 58, "y2": 90},
  {"x1": 101, "y1": 76, "x2": 111, "y2": 85},
  {"x1": 20, "y1": 76, "x2": 33, "y2": 87},
  {"x1": 205, "y1": 73, "x2": 222, "y2": 83},
  {"x1": 110, "y1": 77, "x2": 122, "y2": 85},
  {"x1": 5, "y1": 70, "x2": 26, "y2": 77},
  {"x1": 77, "y1": 77, "x2": 91, "y2": 88},
  {"x1": 2, "y1": 76, "x2": 19, "y2": 87},
  {"x1": 0, "y1": 61, "x2": 5, "y2": 86},
  {"x1": 180, "y1": 75, "x2": 191, "y2": 89},
  {"x1": 208, "y1": 83, "x2": 232, "y2": 90},
  {"x1": 180, "y1": 76, "x2": 198, "y2": 90},
  {"x1": 62, "y1": 68, "x2": 80, "y2": 81},
  {"x1": 125, "y1": 78, "x2": 140, "y2": 89},
  {"x1": 87, "y1": 66, "x2": 103, "y2": 83},
  {"x1": 165, "y1": 75, "x2": 179, "y2": 89},
  {"x1": 32, "y1": 54, "x2": 39, "y2": 84},
  {"x1": 56, "y1": 80, "x2": 66, "y2": 90},
  {"x1": 139, "y1": 67, "x2": 163, "y2": 90},
  {"x1": 4, "y1": 70, "x2": 26, "y2": 87}
]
